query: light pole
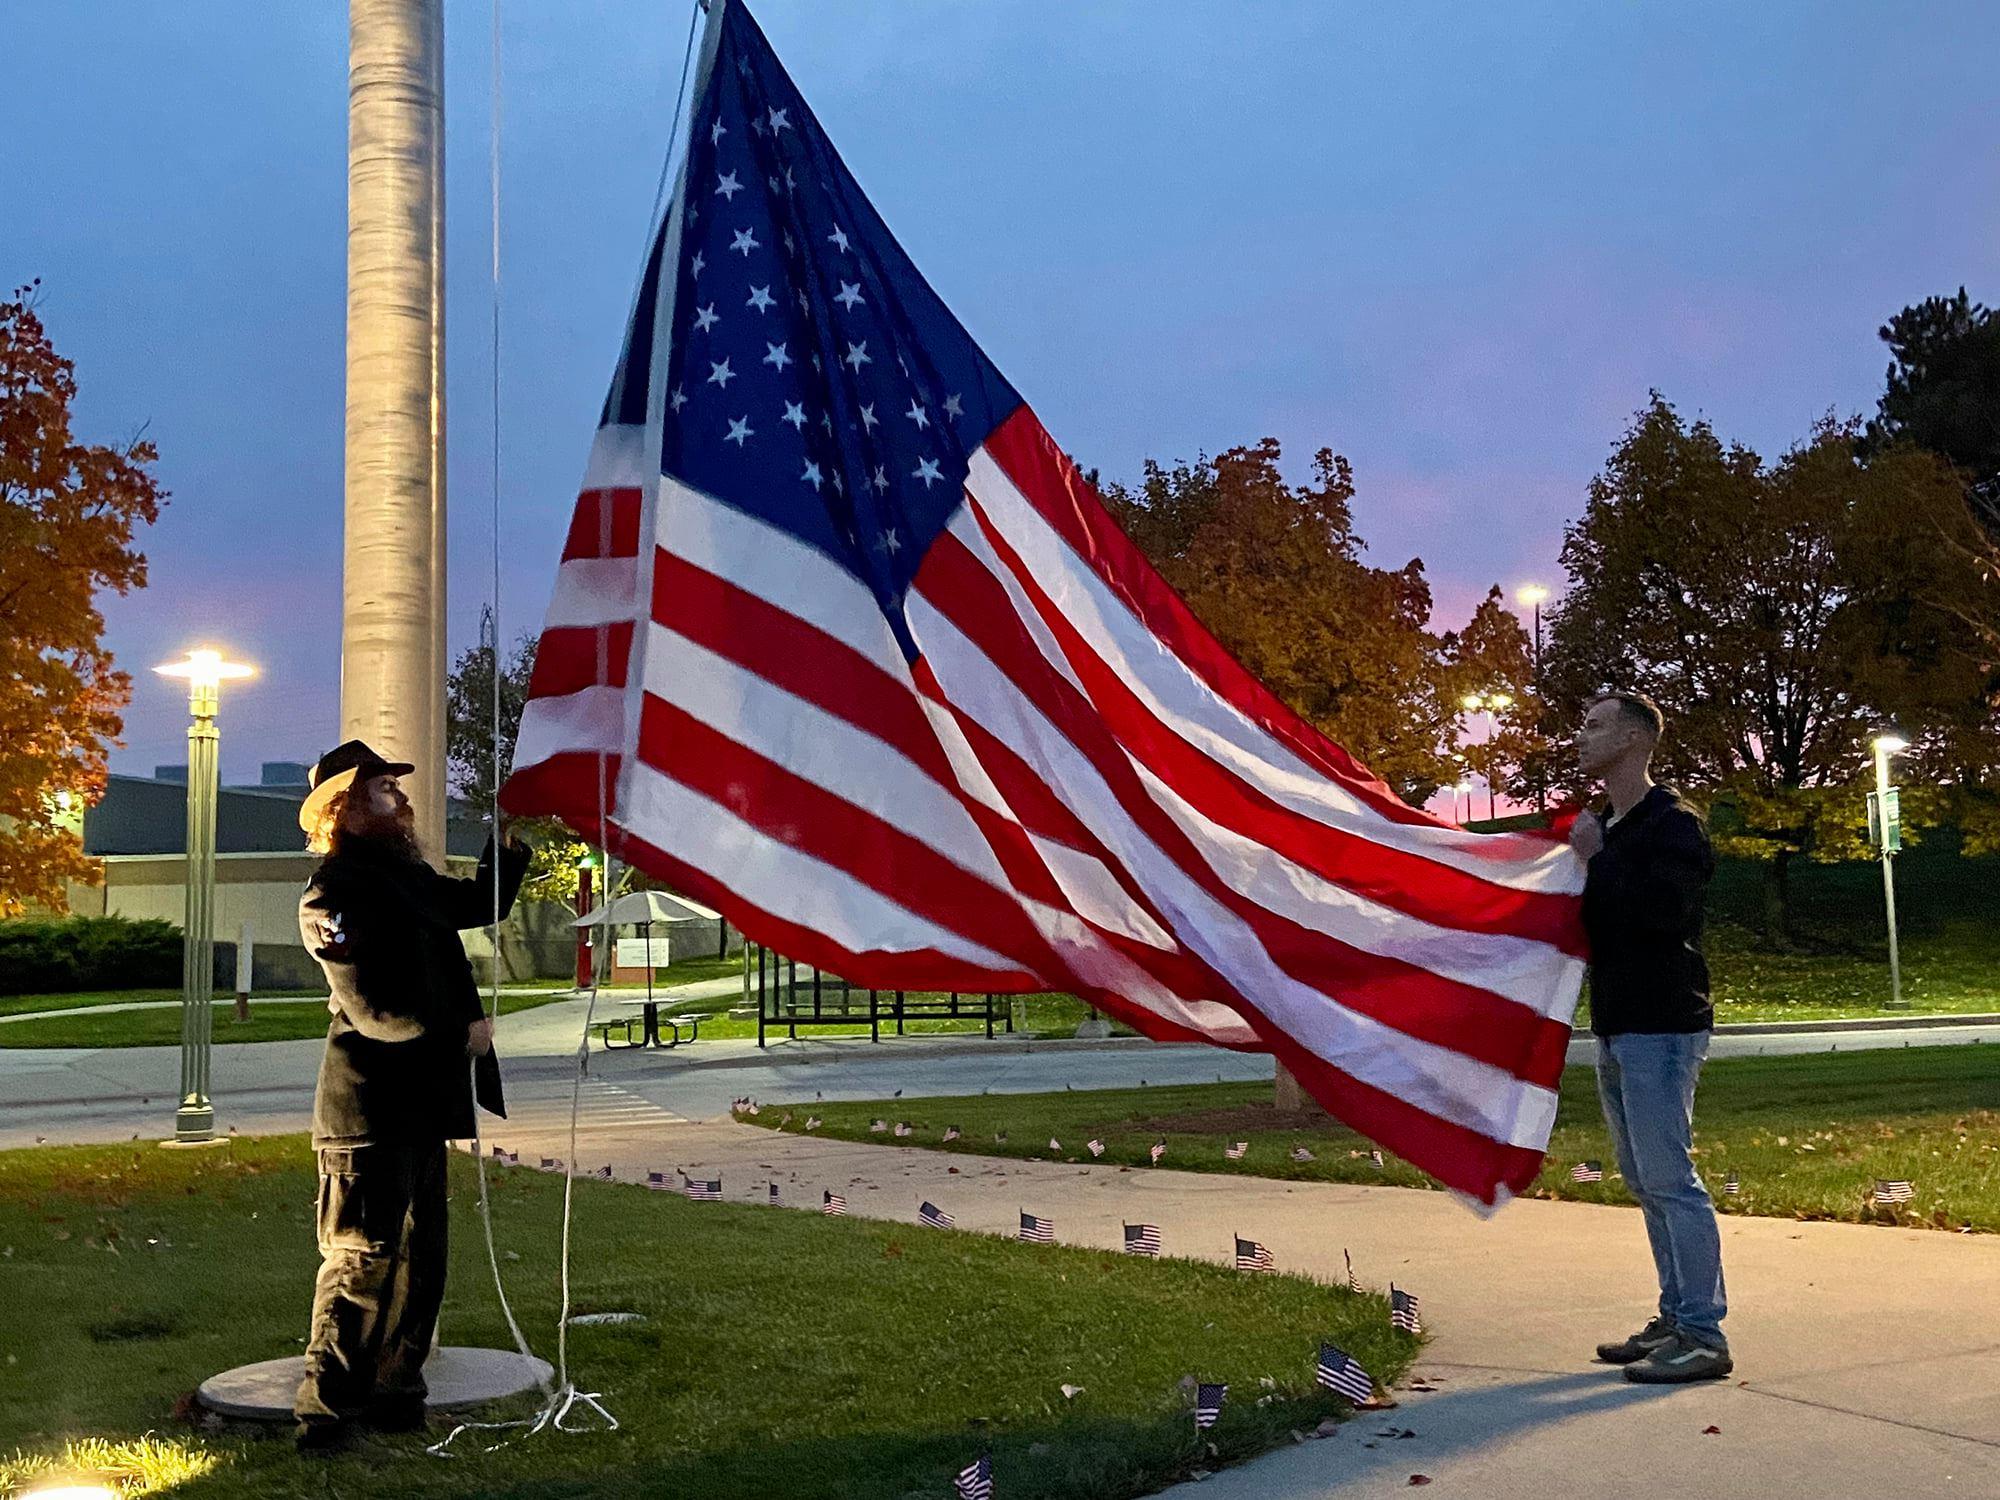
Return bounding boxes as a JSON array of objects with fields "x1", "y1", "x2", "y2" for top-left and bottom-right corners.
[
  {"x1": 155, "y1": 649, "x2": 254, "y2": 1142},
  {"x1": 1871, "y1": 730, "x2": 1909, "y2": 1010},
  {"x1": 1460, "y1": 691, "x2": 1514, "y2": 820},
  {"x1": 1454, "y1": 779, "x2": 1476, "y2": 825},
  {"x1": 1515, "y1": 584, "x2": 1550, "y2": 814}
]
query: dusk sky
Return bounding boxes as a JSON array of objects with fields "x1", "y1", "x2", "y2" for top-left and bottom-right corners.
[{"x1": 13, "y1": 1, "x2": 1999, "y2": 785}]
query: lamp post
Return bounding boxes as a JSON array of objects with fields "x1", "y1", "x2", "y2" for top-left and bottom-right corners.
[
  {"x1": 1460, "y1": 690, "x2": 1514, "y2": 820},
  {"x1": 154, "y1": 649, "x2": 254, "y2": 1143},
  {"x1": 1515, "y1": 584, "x2": 1551, "y2": 814},
  {"x1": 1871, "y1": 731, "x2": 1909, "y2": 1010}
]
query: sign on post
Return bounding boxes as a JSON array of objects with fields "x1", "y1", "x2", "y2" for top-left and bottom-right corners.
[
  {"x1": 1867, "y1": 788, "x2": 1902, "y2": 854},
  {"x1": 615, "y1": 934, "x2": 669, "y2": 970}
]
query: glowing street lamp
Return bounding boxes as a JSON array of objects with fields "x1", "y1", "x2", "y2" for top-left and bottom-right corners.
[
  {"x1": 1460, "y1": 691, "x2": 1515, "y2": 820},
  {"x1": 1870, "y1": 730, "x2": 1909, "y2": 1010},
  {"x1": 154, "y1": 648, "x2": 255, "y2": 1142}
]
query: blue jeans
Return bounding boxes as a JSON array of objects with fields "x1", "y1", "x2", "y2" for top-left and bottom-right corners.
[{"x1": 1595, "y1": 1033, "x2": 1727, "y2": 1349}]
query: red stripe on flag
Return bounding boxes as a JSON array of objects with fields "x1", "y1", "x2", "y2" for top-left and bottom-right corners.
[
  {"x1": 498, "y1": 750, "x2": 623, "y2": 823},
  {"x1": 527, "y1": 622, "x2": 635, "y2": 698},
  {"x1": 563, "y1": 805, "x2": 1039, "y2": 995},
  {"x1": 962, "y1": 497, "x2": 1586, "y2": 959},
  {"x1": 649, "y1": 550, "x2": 1213, "y2": 1006},
  {"x1": 562, "y1": 487, "x2": 643, "y2": 561},
  {"x1": 631, "y1": 681, "x2": 1229, "y2": 1048},
  {"x1": 635, "y1": 695, "x2": 1063, "y2": 980},
  {"x1": 650, "y1": 550, "x2": 957, "y2": 787},
  {"x1": 1261, "y1": 1020, "x2": 1549, "y2": 1207},
  {"x1": 913, "y1": 531, "x2": 1571, "y2": 1086}
]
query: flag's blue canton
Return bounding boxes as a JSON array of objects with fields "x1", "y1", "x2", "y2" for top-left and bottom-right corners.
[{"x1": 658, "y1": 2, "x2": 1021, "y2": 659}]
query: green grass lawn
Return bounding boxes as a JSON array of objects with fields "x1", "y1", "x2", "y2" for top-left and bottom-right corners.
[
  {"x1": 0, "y1": 991, "x2": 572, "y2": 1050},
  {"x1": 0, "y1": 990, "x2": 324, "y2": 1019},
  {"x1": 0, "y1": 1137, "x2": 1415, "y2": 1499},
  {"x1": 751, "y1": 1044, "x2": 2000, "y2": 1232}
]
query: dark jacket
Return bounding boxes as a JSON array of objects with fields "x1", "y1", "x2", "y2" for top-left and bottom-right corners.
[
  {"x1": 300, "y1": 834, "x2": 531, "y2": 1146},
  {"x1": 1582, "y1": 785, "x2": 1715, "y2": 1036}
]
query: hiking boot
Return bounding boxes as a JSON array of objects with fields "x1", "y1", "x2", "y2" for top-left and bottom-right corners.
[
  {"x1": 294, "y1": 1419, "x2": 357, "y2": 1456},
  {"x1": 1623, "y1": 1333, "x2": 1734, "y2": 1384},
  {"x1": 1595, "y1": 1316, "x2": 1678, "y2": 1365}
]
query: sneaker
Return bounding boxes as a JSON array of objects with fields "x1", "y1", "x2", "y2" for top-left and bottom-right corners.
[
  {"x1": 1623, "y1": 1333, "x2": 1734, "y2": 1384},
  {"x1": 295, "y1": 1419, "x2": 357, "y2": 1456},
  {"x1": 1595, "y1": 1316, "x2": 1678, "y2": 1365}
]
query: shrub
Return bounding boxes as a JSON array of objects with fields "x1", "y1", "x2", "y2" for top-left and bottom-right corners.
[{"x1": 0, "y1": 915, "x2": 182, "y2": 994}]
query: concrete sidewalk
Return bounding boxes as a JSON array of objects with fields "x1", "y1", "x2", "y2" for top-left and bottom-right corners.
[{"x1": 475, "y1": 1113, "x2": 2000, "y2": 1499}]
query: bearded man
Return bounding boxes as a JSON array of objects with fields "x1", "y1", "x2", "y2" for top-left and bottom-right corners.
[{"x1": 290, "y1": 740, "x2": 529, "y2": 1451}]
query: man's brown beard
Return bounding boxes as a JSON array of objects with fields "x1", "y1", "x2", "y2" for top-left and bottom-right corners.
[{"x1": 338, "y1": 807, "x2": 426, "y2": 864}]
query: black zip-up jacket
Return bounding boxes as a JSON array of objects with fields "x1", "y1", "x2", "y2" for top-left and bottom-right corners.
[
  {"x1": 1582, "y1": 785, "x2": 1715, "y2": 1036},
  {"x1": 300, "y1": 833, "x2": 530, "y2": 1146}
]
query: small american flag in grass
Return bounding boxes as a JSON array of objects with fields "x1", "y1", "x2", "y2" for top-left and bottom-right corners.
[
  {"x1": 589, "y1": 1164, "x2": 614, "y2": 1181},
  {"x1": 1369, "y1": 1149, "x2": 1385, "y2": 1169},
  {"x1": 1124, "y1": 1222, "x2": 1161, "y2": 1257},
  {"x1": 869, "y1": 1119, "x2": 887, "y2": 1134},
  {"x1": 1225, "y1": 1141, "x2": 1248, "y2": 1160},
  {"x1": 1048, "y1": 1137, "x2": 1062, "y2": 1153},
  {"x1": 1019, "y1": 1210, "x2": 1054, "y2": 1244},
  {"x1": 1390, "y1": 1284, "x2": 1423, "y2": 1334},
  {"x1": 1290, "y1": 1145, "x2": 1315, "y2": 1163},
  {"x1": 684, "y1": 1175, "x2": 722, "y2": 1201},
  {"x1": 894, "y1": 1122, "x2": 913, "y2": 1137},
  {"x1": 1086, "y1": 1138, "x2": 1105, "y2": 1157},
  {"x1": 1150, "y1": 1140, "x2": 1166, "y2": 1165},
  {"x1": 1316, "y1": 1343, "x2": 1374, "y2": 1405},
  {"x1": 645, "y1": 1170, "x2": 672, "y2": 1191},
  {"x1": 822, "y1": 1190, "x2": 847, "y2": 1216},
  {"x1": 943, "y1": 1125, "x2": 962, "y2": 1142},
  {"x1": 805, "y1": 1116, "x2": 822, "y2": 1131},
  {"x1": 1194, "y1": 1382, "x2": 1228, "y2": 1430},
  {"x1": 490, "y1": 1145, "x2": 518, "y2": 1164},
  {"x1": 920, "y1": 1200, "x2": 955, "y2": 1229},
  {"x1": 1344, "y1": 1249, "x2": 1360, "y2": 1293},
  {"x1": 540, "y1": 1157, "x2": 563, "y2": 1173},
  {"x1": 1572, "y1": 1160, "x2": 1604, "y2": 1183},
  {"x1": 1873, "y1": 1178, "x2": 1915, "y2": 1204},
  {"x1": 768, "y1": 1182, "x2": 782, "y2": 1206},
  {"x1": 1234, "y1": 1235, "x2": 1274, "y2": 1273},
  {"x1": 954, "y1": 1454, "x2": 993, "y2": 1500},
  {"x1": 1723, "y1": 1170, "x2": 1741, "y2": 1196}
]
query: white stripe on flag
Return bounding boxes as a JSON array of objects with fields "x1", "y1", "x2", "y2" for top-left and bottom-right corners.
[
  {"x1": 616, "y1": 758, "x2": 1022, "y2": 973},
  {"x1": 513, "y1": 685, "x2": 627, "y2": 774},
  {"x1": 961, "y1": 449, "x2": 1583, "y2": 896},
  {"x1": 905, "y1": 589, "x2": 1560, "y2": 1151}
]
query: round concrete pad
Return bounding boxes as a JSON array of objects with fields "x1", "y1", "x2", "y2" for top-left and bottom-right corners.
[{"x1": 197, "y1": 1346, "x2": 552, "y2": 1422}]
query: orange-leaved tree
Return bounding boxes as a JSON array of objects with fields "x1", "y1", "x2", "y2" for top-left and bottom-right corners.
[{"x1": 0, "y1": 283, "x2": 165, "y2": 914}]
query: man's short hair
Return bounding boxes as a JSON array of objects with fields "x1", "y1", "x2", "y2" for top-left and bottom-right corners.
[{"x1": 1589, "y1": 691, "x2": 1665, "y2": 744}]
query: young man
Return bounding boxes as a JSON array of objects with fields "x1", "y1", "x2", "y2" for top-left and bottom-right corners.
[
  {"x1": 1569, "y1": 693, "x2": 1729, "y2": 1383},
  {"x1": 291, "y1": 740, "x2": 530, "y2": 1452}
]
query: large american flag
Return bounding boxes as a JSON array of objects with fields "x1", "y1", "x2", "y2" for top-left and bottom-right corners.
[{"x1": 499, "y1": 0, "x2": 1586, "y2": 1209}]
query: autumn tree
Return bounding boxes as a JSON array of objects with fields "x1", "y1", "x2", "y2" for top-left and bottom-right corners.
[
  {"x1": 1543, "y1": 395, "x2": 1990, "y2": 941},
  {"x1": 1102, "y1": 439, "x2": 1457, "y2": 803},
  {"x1": 0, "y1": 284, "x2": 164, "y2": 915},
  {"x1": 1861, "y1": 288, "x2": 2000, "y2": 719}
]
